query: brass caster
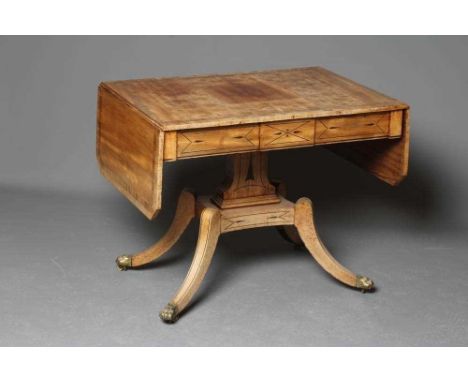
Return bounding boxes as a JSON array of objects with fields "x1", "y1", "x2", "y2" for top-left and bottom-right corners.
[
  {"x1": 116, "y1": 255, "x2": 132, "y2": 271},
  {"x1": 159, "y1": 303, "x2": 179, "y2": 323},
  {"x1": 356, "y1": 275, "x2": 374, "y2": 292}
]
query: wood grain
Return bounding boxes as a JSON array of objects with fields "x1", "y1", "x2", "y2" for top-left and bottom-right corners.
[
  {"x1": 101, "y1": 67, "x2": 409, "y2": 131},
  {"x1": 168, "y1": 207, "x2": 221, "y2": 316},
  {"x1": 219, "y1": 197, "x2": 294, "y2": 233},
  {"x1": 177, "y1": 125, "x2": 259, "y2": 158},
  {"x1": 103, "y1": 67, "x2": 407, "y2": 322},
  {"x1": 163, "y1": 131, "x2": 177, "y2": 161},
  {"x1": 294, "y1": 197, "x2": 364, "y2": 288},
  {"x1": 170, "y1": 111, "x2": 403, "y2": 160},
  {"x1": 273, "y1": 181, "x2": 304, "y2": 246},
  {"x1": 97, "y1": 67, "x2": 409, "y2": 223},
  {"x1": 327, "y1": 109, "x2": 410, "y2": 186},
  {"x1": 128, "y1": 190, "x2": 196, "y2": 267},
  {"x1": 97, "y1": 84, "x2": 164, "y2": 219},
  {"x1": 389, "y1": 110, "x2": 403, "y2": 137},
  {"x1": 315, "y1": 111, "x2": 391, "y2": 144},
  {"x1": 212, "y1": 152, "x2": 279, "y2": 208},
  {"x1": 260, "y1": 119, "x2": 315, "y2": 150}
]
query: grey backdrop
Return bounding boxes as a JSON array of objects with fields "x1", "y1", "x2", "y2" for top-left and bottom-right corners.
[{"x1": 1, "y1": 36, "x2": 467, "y2": 346}]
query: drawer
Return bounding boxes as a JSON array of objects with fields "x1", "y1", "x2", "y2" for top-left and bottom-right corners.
[
  {"x1": 167, "y1": 110, "x2": 405, "y2": 160},
  {"x1": 315, "y1": 111, "x2": 400, "y2": 144},
  {"x1": 260, "y1": 119, "x2": 315, "y2": 150},
  {"x1": 177, "y1": 125, "x2": 259, "y2": 158}
]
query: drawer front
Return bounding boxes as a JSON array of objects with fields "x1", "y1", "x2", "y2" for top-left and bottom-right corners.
[
  {"x1": 177, "y1": 125, "x2": 259, "y2": 158},
  {"x1": 260, "y1": 120, "x2": 315, "y2": 150},
  {"x1": 171, "y1": 110, "x2": 404, "y2": 160},
  {"x1": 315, "y1": 112, "x2": 391, "y2": 144}
]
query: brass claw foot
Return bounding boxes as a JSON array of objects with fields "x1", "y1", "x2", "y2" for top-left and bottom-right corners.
[
  {"x1": 356, "y1": 275, "x2": 375, "y2": 292},
  {"x1": 159, "y1": 303, "x2": 179, "y2": 323},
  {"x1": 116, "y1": 255, "x2": 132, "y2": 271}
]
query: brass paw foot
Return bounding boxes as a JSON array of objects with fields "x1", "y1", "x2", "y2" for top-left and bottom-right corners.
[
  {"x1": 159, "y1": 303, "x2": 179, "y2": 323},
  {"x1": 356, "y1": 275, "x2": 375, "y2": 292},
  {"x1": 116, "y1": 255, "x2": 132, "y2": 271}
]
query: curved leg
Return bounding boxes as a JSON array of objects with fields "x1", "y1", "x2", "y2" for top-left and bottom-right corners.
[
  {"x1": 116, "y1": 189, "x2": 196, "y2": 270},
  {"x1": 272, "y1": 180, "x2": 304, "y2": 246},
  {"x1": 160, "y1": 207, "x2": 221, "y2": 323},
  {"x1": 294, "y1": 197, "x2": 374, "y2": 292}
]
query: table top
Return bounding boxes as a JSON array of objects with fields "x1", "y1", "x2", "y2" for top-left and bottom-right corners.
[
  {"x1": 97, "y1": 66, "x2": 410, "y2": 219},
  {"x1": 102, "y1": 66, "x2": 408, "y2": 131}
]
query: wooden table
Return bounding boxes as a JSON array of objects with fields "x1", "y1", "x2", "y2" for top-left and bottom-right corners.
[{"x1": 97, "y1": 67, "x2": 410, "y2": 323}]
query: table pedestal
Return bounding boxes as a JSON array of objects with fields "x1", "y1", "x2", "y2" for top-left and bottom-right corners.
[{"x1": 116, "y1": 152, "x2": 374, "y2": 323}]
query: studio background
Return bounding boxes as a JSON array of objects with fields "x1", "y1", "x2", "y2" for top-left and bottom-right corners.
[{"x1": 1, "y1": 36, "x2": 467, "y2": 345}]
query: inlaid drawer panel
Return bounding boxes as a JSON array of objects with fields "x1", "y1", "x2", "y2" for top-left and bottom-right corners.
[
  {"x1": 177, "y1": 125, "x2": 259, "y2": 158},
  {"x1": 315, "y1": 112, "x2": 393, "y2": 144},
  {"x1": 259, "y1": 120, "x2": 315, "y2": 150},
  {"x1": 171, "y1": 111, "x2": 404, "y2": 160}
]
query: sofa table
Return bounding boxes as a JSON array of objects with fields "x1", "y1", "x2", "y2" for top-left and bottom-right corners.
[{"x1": 97, "y1": 66, "x2": 410, "y2": 323}]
